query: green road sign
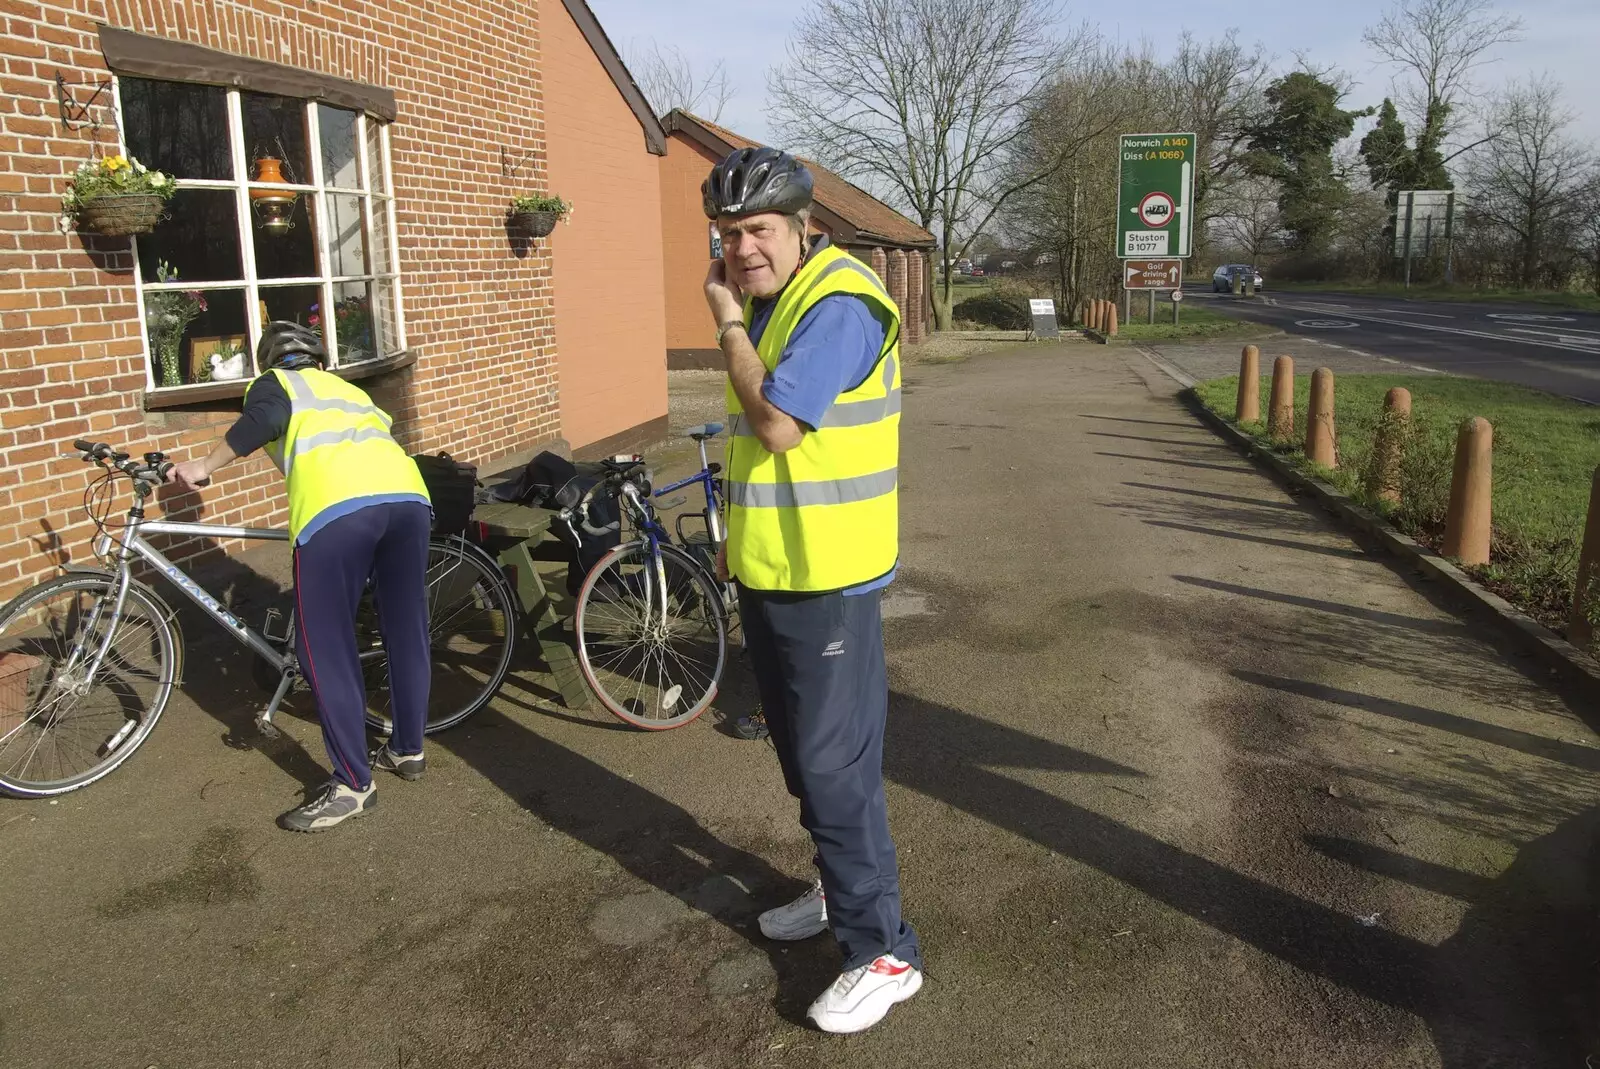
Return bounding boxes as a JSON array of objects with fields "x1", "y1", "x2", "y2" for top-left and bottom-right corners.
[{"x1": 1116, "y1": 132, "x2": 1195, "y2": 259}]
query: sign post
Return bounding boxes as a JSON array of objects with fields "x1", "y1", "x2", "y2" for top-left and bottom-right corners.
[
  {"x1": 1392, "y1": 190, "x2": 1456, "y2": 288},
  {"x1": 1124, "y1": 259, "x2": 1183, "y2": 325},
  {"x1": 1117, "y1": 133, "x2": 1196, "y2": 260}
]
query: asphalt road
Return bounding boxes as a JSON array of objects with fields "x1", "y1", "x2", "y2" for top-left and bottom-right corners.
[{"x1": 1191, "y1": 289, "x2": 1600, "y2": 401}]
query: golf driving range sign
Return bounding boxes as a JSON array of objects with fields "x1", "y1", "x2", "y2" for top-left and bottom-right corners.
[{"x1": 1117, "y1": 133, "x2": 1195, "y2": 259}]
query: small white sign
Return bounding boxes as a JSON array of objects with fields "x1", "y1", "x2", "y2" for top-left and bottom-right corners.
[
  {"x1": 1029, "y1": 298, "x2": 1055, "y2": 315},
  {"x1": 1170, "y1": 290, "x2": 1184, "y2": 302},
  {"x1": 1124, "y1": 231, "x2": 1169, "y2": 257}
]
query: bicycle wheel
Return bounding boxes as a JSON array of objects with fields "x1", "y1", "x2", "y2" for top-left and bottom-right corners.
[
  {"x1": 575, "y1": 541, "x2": 726, "y2": 730},
  {"x1": 0, "y1": 574, "x2": 181, "y2": 797},
  {"x1": 360, "y1": 536, "x2": 517, "y2": 736}
]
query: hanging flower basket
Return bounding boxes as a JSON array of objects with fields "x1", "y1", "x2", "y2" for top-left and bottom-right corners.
[
  {"x1": 511, "y1": 210, "x2": 559, "y2": 237},
  {"x1": 63, "y1": 155, "x2": 176, "y2": 237},
  {"x1": 77, "y1": 194, "x2": 166, "y2": 236}
]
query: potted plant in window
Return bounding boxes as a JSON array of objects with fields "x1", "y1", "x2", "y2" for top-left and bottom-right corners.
[
  {"x1": 145, "y1": 262, "x2": 208, "y2": 387},
  {"x1": 509, "y1": 194, "x2": 571, "y2": 237},
  {"x1": 333, "y1": 293, "x2": 375, "y2": 362},
  {"x1": 62, "y1": 154, "x2": 177, "y2": 237}
]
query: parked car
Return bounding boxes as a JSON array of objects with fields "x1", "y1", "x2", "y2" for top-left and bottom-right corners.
[{"x1": 1212, "y1": 264, "x2": 1264, "y2": 292}]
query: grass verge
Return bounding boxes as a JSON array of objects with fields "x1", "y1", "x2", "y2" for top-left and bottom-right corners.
[
  {"x1": 1192, "y1": 371, "x2": 1600, "y2": 636},
  {"x1": 1272, "y1": 280, "x2": 1600, "y2": 312},
  {"x1": 1106, "y1": 304, "x2": 1276, "y2": 342}
]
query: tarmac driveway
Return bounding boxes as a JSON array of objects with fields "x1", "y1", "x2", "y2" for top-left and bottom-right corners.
[{"x1": 2, "y1": 343, "x2": 1597, "y2": 1068}]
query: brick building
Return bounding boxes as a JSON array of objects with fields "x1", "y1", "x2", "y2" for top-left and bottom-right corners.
[
  {"x1": 658, "y1": 109, "x2": 936, "y2": 369},
  {"x1": 0, "y1": 0, "x2": 668, "y2": 601}
]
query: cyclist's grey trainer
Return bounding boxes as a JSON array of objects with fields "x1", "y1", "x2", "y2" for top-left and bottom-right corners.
[
  {"x1": 759, "y1": 878, "x2": 828, "y2": 940},
  {"x1": 279, "y1": 780, "x2": 376, "y2": 832},
  {"x1": 370, "y1": 743, "x2": 426, "y2": 781}
]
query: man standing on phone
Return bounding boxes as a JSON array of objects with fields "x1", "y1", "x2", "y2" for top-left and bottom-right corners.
[{"x1": 701, "y1": 146, "x2": 920, "y2": 1033}]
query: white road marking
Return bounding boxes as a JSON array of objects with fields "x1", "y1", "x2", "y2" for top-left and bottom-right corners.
[
  {"x1": 1505, "y1": 327, "x2": 1600, "y2": 349},
  {"x1": 1518, "y1": 359, "x2": 1600, "y2": 383},
  {"x1": 1268, "y1": 300, "x2": 1600, "y2": 355},
  {"x1": 1376, "y1": 308, "x2": 1455, "y2": 318}
]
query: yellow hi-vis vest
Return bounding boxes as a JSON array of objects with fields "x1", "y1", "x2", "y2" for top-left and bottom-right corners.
[
  {"x1": 725, "y1": 244, "x2": 901, "y2": 592},
  {"x1": 249, "y1": 367, "x2": 429, "y2": 543}
]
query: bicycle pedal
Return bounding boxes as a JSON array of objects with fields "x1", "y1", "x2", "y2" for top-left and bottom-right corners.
[{"x1": 254, "y1": 715, "x2": 281, "y2": 739}]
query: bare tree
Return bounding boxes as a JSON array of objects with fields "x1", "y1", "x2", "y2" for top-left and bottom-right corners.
[
  {"x1": 1004, "y1": 44, "x2": 1166, "y2": 319},
  {"x1": 625, "y1": 42, "x2": 732, "y2": 122},
  {"x1": 1164, "y1": 31, "x2": 1272, "y2": 264},
  {"x1": 1216, "y1": 175, "x2": 1283, "y2": 262},
  {"x1": 1461, "y1": 77, "x2": 1592, "y2": 288},
  {"x1": 1363, "y1": 0, "x2": 1522, "y2": 174},
  {"x1": 1581, "y1": 171, "x2": 1600, "y2": 297},
  {"x1": 766, "y1": 0, "x2": 1082, "y2": 329}
]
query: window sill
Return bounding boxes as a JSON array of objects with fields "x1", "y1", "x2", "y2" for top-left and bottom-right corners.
[{"x1": 141, "y1": 349, "x2": 418, "y2": 410}]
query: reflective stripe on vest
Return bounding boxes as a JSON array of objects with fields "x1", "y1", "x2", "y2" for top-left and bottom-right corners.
[
  {"x1": 731, "y1": 353, "x2": 901, "y2": 435},
  {"x1": 724, "y1": 244, "x2": 901, "y2": 592},
  {"x1": 254, "y1": 368, "x2": 429, "y2": 542}
]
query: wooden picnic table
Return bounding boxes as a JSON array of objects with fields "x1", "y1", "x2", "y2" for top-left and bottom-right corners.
[{"x1": 471, "y1": 500, "x2": 592, "y2": 711}]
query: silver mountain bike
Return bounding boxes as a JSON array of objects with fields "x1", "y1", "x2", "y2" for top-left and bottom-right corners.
[{"x1": 0, "y1": 440, "x2": 517, "y2": 798}]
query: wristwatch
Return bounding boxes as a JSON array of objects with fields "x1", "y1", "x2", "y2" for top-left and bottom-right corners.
[{"x1": 715, "y1": 319, "x2": 746, "y2": 346}]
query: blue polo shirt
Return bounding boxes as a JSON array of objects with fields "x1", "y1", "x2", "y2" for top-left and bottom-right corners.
[{"x1": 746, "y1": 258, "x2": 896, "y2": 596}]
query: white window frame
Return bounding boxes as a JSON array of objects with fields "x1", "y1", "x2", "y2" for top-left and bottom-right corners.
[{"x1": 115, "y1": 77, "x2": 406, "y2": 393}]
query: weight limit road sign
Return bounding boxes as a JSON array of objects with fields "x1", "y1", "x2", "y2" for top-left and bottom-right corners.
[
  {"x1": 1124, "y1": 259, "x2": 1182, "y2": 290},
  {"x1": 1117, "y1": 133, "x2": 1195, "y2": 259}
]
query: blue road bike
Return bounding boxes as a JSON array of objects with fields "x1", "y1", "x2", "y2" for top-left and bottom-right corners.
[{"x1": 562, "y1": 424, "x2": 739, "y2": 730}]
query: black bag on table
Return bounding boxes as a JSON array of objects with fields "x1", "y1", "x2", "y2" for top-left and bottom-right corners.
[
  {"x1": 487, "y1": 450, "x2": 620, "y2": 594},
  {"x1": 411, "y1": 451, "x2": 478, "y2": 537}
]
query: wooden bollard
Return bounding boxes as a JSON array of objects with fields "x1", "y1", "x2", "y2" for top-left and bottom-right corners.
[
  {"x1": 1305, "y1": 367, "x2": 1336, "y2": 468},
  {"x1": 1569, "y1": 467, "x2": 1600, "y2": 648},
  {"x1": 1106, "y1": 302, "x2": 1118, "y2": 336},
  {"x1": 1087, "y1": 299, "x2": 1098, "y2": 331},
  {"x1": 1236, "y1": 345, "x2": 1260, "y2": 423},
  {"x1": 1267, "y1": 355, "x2": 1294, "y2": 440},
  {"x1": 1096, "y1": 299, "x2": 1108, "y2": 332},
  {"x1": 1442, "y1": 417, "x2": 1493, "y2": 566},
  {"x1": 1370, "y1": 387, "x2": 1411, "y2": 504}
]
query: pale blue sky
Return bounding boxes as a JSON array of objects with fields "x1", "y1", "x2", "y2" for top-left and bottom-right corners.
[{"x1": 586, "y1": 0, "x2": 1600, "y2": 149}]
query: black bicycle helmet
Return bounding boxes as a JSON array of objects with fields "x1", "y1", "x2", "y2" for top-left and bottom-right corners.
[
  {"x1": 702, "y1": 147, "x2": 814, "y2": 220},
  {"x1": 256, "y1": 320, "x2": 327, "y2": 371}
]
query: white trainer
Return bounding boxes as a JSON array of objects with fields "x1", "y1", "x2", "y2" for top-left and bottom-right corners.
[
  {"x1": 758, "y1": 878, "x2": 828, "y2": 941},
  {"x1": 806, "y1": 954, "x2": 923, "y2": 1034}
]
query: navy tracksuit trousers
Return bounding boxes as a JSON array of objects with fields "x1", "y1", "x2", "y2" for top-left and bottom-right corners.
[
  {"x1": 738, "y1": 584, "x2": 921, "y2": 971},
  {"x1": 293, "y1": 501, "x2": 432, "y2": 790}
]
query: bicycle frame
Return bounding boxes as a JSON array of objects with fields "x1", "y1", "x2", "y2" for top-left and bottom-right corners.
[{"x1": 100, "y1": 517, "x2": 291, "y2": 669}]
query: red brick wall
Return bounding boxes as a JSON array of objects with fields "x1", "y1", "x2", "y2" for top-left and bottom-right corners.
[
  {"x1": 885, "y1": 248, "x2": 908, "y2": 336},
  {"x1": 0, "y1": 0, "x2": 606, "y2": 598},
  {"x1": 543, "y1": 0, "x2": 665, "y2": 451},
  {"x1": 904, "y1": 251, "x2": 924, "y2": 344}
]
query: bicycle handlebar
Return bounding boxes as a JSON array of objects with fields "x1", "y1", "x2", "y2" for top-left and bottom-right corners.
[{"x1": 71, "y1": 440, "x2": 208, "y2": 487}]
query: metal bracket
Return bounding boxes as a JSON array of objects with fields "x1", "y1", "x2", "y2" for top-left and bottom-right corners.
[
  {"x1": 54, "y1": 71, "x2": 112, "y2": 132},
  {"x1": 500, "y1": 146, "x2": 539, "y2": 181}
]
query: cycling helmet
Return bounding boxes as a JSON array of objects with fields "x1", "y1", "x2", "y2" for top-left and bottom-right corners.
[
  {"x1": 256, "y1": 320, "x2": 326, "y2": 371},
  {"x1": 702, "y1": 147, "x2": 813, "y2": 220}
]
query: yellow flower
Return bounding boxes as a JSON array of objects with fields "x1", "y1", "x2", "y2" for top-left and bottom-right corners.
[{"x1": 103, "y1": 155, "x2": 127, "y2": 172}]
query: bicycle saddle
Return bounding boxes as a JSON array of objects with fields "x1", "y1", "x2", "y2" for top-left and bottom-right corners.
[{"x1": 684, "y1": 423, "x2": 724, "y2": 441}]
